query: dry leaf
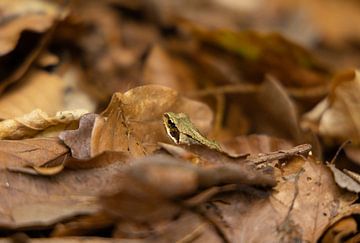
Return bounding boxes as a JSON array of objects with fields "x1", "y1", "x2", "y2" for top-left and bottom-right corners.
[
  {"x1": 327, "y1": 164, "x2": 360, "y2": 193},
  {"x1": 59, "y1": 113, "x2": 99, "y2": 160},
  {"x1": 194, "y1": 28, "x2": 329, "y2": 87},
  {"x1": 0, "y1": 137, "x2": 68, "y2": 168},
  {"x1": 0, "y1": 0, "x2": 65, "y2": 55},
  {"x1": 220, "y1": 134, "x2": 293, "y2": 157},
  {"x1": 321, "y1": 217, "x2": 357, "y2": 243},
  {"x1": 100, "y1": 154, "x2": 275, "y2": 222},
  {"x1": 0, "y1": 0, "x2": 68, "y2": 92},
  {"x1": 10, "y1": 151, "x2": 129, "y2": 176},
  {"x1": 0, "y1": 109, "x2": 88, "y2": 140},
  {"x1": 302, "y1": 70, "x2": 360, "y2": 145},
  {"x1": 142, "y1": 45, "x2": 197, "y2": 92},
  {"x1": 0, "y1": 71, "x2": 66, "y2": 119},
  {"x1": 0, "y1": 160, "x2": 129, "y2": 229},
  {"x1": 200, "y1": 157, "x2": 356, "y2": 242},
  {"x1": 90, "y1": 85, "x2": 213, "y2": 157}
]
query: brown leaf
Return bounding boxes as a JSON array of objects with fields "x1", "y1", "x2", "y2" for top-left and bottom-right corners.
[
  {"x1": 0, "y1": 137, "x2": 68, "y2": 168},
  {"x1": 0, "y1": 160, "x2": 129, "y2": 229},
  {"x1": 113, "y1": 211, "x2": 223, "y2": 242},
  {"x1": 0, "y1": 71, "x2": 66, "y2": 119},
  {"x1": 0, "y1": 0, "x2": 65, "y2": 56},
  {"x1": 0, "y1": 1, "x2": 67, "y2": 92},
  {"x1": 194, "y1": 28, "x2": 329, "y2": 87},
  {"x1": 10, "y1": 151, "x2": 129, "y2": 176},
  {"x1": 90, "y1": 85, "x2": 213, "y2": 157},
  {"x1": 200, "y1": 157, "x2": 356, "y2": 242},
  {"x1": 142, "y1": 45, "x2": 197, "y2": 92},
  {"x1": 220, "y1": 134, "x2": 293, "y2": 157},
  {"x1": 327, "y1": 164, "x2": 360, "y2": 193},
  {"x1": 302, "y1": 70, "x2": 360, "y2": 145},
  {"x1": 0, "y1": 109, "x2": 87, "y2": 140},
  {"x1": 319, "y1": 204, "x2": 360, "y2": 243},
  {"x1": 100, "y1": 154, "x2": 275, "y2": 222},
  {"x1": 59, "y1": 113, "x2": 98, "y2": 160},
  {"x1": 160, "y1": 139, "x2": 311, "y2": 170},
  {"x1": 321, "y1": 217, "x2": 357, "y2": 243},
  {"x1": 254, "y1": 77, "x2": 303, "y2": 142}
]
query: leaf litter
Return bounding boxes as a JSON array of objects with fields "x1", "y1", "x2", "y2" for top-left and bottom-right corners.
[{"x1": 2, "y1": 0, "x2": 360, "y2": 242}]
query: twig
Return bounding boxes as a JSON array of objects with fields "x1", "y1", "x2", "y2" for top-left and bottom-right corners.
[{"x1": 246, "y1": 144, "x2": 312, "y2": 165}]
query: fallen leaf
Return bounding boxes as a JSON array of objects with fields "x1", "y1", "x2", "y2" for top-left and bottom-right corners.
[
  {"x1": 59, "y1": 113, "x2": 99, "y2": 160},
  {"x1": 0, "y1": 160, "x2": 129, "y2": 229},
  {"x1": 302, "y1": 70, "x2": 360, "y2": 145},
  {"x1": 0, "y1": 137, "x2": 68, "y2": 168},
  {"x1": 321, "y1": 217, "x2": 357, "y2": 243},
  {"x1": 100, "y1": 154, "x2": 275, "y2": 222},
  {"x1": 0, "y1": 70, "x2": 66, "y2": 119},
  {"x1": 0, "y1": 0, "x2": 68, "y2": 92},
  {"x1": 319, "y1": 204, "x2": 360, "y2": 242},
  {"x1": 220, "y1": 134, "x2": 293, "y2": 157},
  {"x1": 253, "y1": 76, "x2": 303, "y2": 142},
  {"x1": 142, "y1": 45, "x2": 197, "y2": 92},
  {"x1": 200, "y1": 157, "x2": 356, "y2": 242},
  {"x1": 0, "y1": 0, "x2": 65, "y2": 56},
  {"x1": 194, "y1": 27, "x2": 330, "y2": 87},
  {"x1": 90, "y1": 85, "x2": 213, "y2": 157},
  {"x1": 0, "y1": 109, "x2": 88, "y2": 140},
  {"x1": 327, "y1": 164, "x2": 360, "y2": 193}
]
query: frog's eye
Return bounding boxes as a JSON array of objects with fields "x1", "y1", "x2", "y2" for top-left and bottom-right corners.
[{"x1": 163, "y1": 116, "x2": 180, "y2": 143}]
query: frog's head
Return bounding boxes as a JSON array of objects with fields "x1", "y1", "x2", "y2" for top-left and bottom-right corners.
[{"x1": 163, "y1": 112, "x2": 190, "y2": 143}]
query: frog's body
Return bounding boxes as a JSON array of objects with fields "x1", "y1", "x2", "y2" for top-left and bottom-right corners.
[{"x1": 163, "y1": 112, "x2": 221, "y2": 151}]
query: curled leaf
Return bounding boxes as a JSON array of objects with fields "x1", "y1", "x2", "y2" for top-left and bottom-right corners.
[{"x1": 0, "y1": 109, "x2": 88, "y2": 140}]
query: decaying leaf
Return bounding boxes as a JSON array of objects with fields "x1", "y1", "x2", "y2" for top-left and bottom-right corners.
[
  {"x1": 253, "y1": 76, "x2": 303, "y2": 142},
  {"x1": 0, "y1": 109, "x2": 87, "y2": 140},
  {"x1": 302, "y1": 70, "x2": 360, "y2": 145},
  {"x1": 100, "y1": 155, "x2": 275, "y2": 222},
  {"x1": 220, "y1": 134, "x2": 293, "y2": 157},
  {"x1": 200, "y1": 157, "x2": 356, "y2": 242},
  {"x1": 142, "y1": 45, "x2": 197, "y2": 92},
  {"x1": 321, "y1": 217, "x2": 357, "y2": 243},
  {"x1": 10, "y1": 151, "x2": 129, "y2": 176},
  {"x1": 90, "y1": 85, "x2": 213, "y2": 157},
  {"x1": 0, "y1": 0, "x2": 65, "y2": 56},
  {"x1": 59, "y1": 113, "x2": 98, "y2": 160},
  {"x1": 327, "y1": 164, "x2": 360, "y2": 193},
  {"x1": 193, "y1": 27, "x2": 330, "y2": 87},
  {"x1": 0, "y1": 160, "x2": 129, "y2": 229},
  {"x1": 2, "y1": 0, "x2": 360, "y2": 241},
  {"x1": 0, "y1": 137, "x2": 68, "y2": 168},
  {"x1": 0, "y1": 71, "x2": 66, "y2": 119},
  {"x1": 0, "y1": 0, "x2": 68, "y2": 93}
]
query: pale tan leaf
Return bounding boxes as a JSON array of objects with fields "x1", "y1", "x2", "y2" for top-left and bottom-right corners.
[
  {"x1": 327, "y1": 164, "x2": 360, "y2": 193},
  {"x1": 0, "y1": 71, "x2": 66, "y2": 119},
  {"x1": 302, "y1": 70, "x2": 360, "y2": 145},
  {"x1": 0, "y1": 109, "x2": 88, "y2": 139},
  {"x1": 0, "y1": 0, "x2": 65, "y2": 56}
]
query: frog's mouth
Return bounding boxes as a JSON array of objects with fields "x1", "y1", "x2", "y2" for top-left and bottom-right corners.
[{"x1": 163, "y1": 115, "x2": 180, "y2": 144}]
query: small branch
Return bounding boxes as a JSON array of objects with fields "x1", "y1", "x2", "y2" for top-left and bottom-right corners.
[{"x1": 246, "y1": 144, "x2": 312, "y2": 165}]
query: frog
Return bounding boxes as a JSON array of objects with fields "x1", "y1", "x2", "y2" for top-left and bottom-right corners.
[{"x1": 162, "y1": 112, "x2": 221, "y2": 151}]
